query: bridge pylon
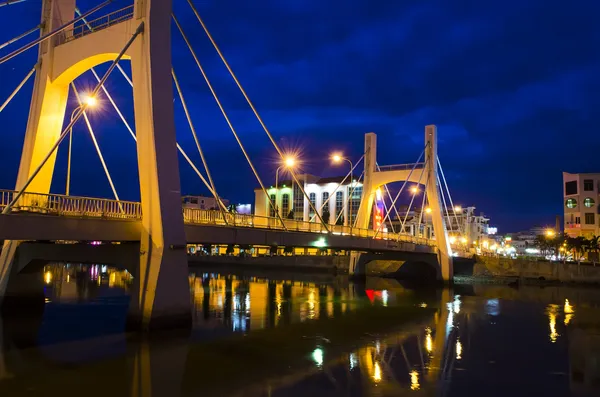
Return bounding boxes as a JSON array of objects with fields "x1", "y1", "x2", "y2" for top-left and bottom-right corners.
[
  {"x1": 353, "y1": 126, "x2": 453, "y2": 281},
  {"x1": 0, "y1": 0, "x2": 191, "y2": 329}
]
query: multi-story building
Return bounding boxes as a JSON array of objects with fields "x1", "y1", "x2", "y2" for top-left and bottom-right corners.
[
  {"x1": 182, "y1": 195, "x2": 230, "y2": 211},
  {"x1": 254, "y1": 174, "x2": 363, "y2": 226},
  {"x1": 563, "y1": 172, "x2": 600, "y2": 238}
]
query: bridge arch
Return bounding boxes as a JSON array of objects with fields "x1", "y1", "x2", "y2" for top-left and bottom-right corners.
[
  {"x1": 354, "y1": 128, "x2": 453, "y2": 281},
  {"x1": 0, "y1": 0, "x2": 191, "y2": 330}
]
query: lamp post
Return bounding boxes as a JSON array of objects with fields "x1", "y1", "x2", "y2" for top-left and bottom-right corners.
[
  {"x1": 66, "y1": 94, "x2": 97, "y2": 196},
  {"x1": 331, "y1": 153, "x2": 353, "y2": 225},
  {"x1": 275, "y1": 156, "x2": 296, "y2": 217}
]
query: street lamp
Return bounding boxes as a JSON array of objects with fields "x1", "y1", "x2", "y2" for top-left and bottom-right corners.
[
  {"x1": 410, "y1": 186, "x2": 419, "y2": 194},
  {"x1": 275, "y1": 156, "x2": 297, "y2": 217},
  {"x1": 66, "y1": 93, "x2": 97, "y2": 196},
  {"x1": 546, "y1": 229, "x2": 556, "y2": 238}
]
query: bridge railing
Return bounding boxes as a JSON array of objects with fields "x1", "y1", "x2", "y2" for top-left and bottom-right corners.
[
  {"x1": 57, "y1": 5, "x2": 135, "y2": 45},
  {"x1": 377, "y1": 162, "x2": 425, "y2": 172},
  {"x1": 183, "y1": 208, "x2": 436, "y2": 247},
  {"x1": 0, "y1": 190, "x2": 141, "y2": 220}
]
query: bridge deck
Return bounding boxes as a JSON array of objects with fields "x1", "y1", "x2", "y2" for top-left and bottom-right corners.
[{"x1": 0, "y1": 190, "x2": 435, "y2": 252}]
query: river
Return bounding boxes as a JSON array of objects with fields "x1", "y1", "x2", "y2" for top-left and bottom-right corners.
[{"x1": 0, "y1": 263, "x2": 598, "y2": 396}]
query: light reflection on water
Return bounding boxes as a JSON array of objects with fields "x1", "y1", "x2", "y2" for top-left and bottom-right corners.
[{"x1": 1, "y1": 264, "x2": 600, "y2": 397}]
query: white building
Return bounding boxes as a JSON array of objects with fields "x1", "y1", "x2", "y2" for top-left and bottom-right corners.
[
  {"x1": 563, "y1": 172, "x2": 600, "y2": 238},
  {"x1": 254, "y1": 174, "x2": 363, "y2": 226},
  {"x1": 182, "y1": 195, "x2": 229, "y2": 210}
]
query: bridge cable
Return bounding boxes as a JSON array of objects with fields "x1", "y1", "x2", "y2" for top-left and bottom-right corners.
[
  {"x1": 87, "y1": 63, "x2": 227, "y2": 215},
  {"x1": 379, "y1": 188, "x2": 396, "y2": 234},
  {"x1": 0, "y1": 23, "x2": 42, "y2": 51},
  {"x1": 185, "y1": 1, "x2": 330, "y2": 232},
  {"x1": 0, "y1": 65, "x2": 35, "y2": 113},
  {"x1": 172, "y1": 68, "x2": 230, "y2": 219},
  {"x1": 399, "y1": 157, "x2": 429, "y2": 239},
  {"x1": 309, "y1": 155, "x2": 364, "y2": 222},
  {"x1": 373, "y1": 151, "x2": 425, "y2": 238},
  {"x1": 74, "y1": 7, "x2": 133, "y2": 87},
  {"x1": 0, "y1": 0, "x2": 27, "y2": 7},
  {"x1": 71, "y1": 82, "x2": 122, "y2": 207},
  {"x1": 172, "y1": 14, "x2": 288, "y2": 230},
  {"x1": 416, "y1": 179, "x2": 429, "y2": 239},
  {"x1": 437, "y1": 157, "x2": 463, "y2": 235},
  {"x1": 2, "y1": 21, "x2": 143, "y2": 214},
  {"x1": 0, "y1": 0, "x2": 113, "y2": 65},
  {"x1": 437, "y1": 173, "x2": 453, "y2": 234},
  {"x1": 333, "y1": 170, "x2": 364, "y2": 227}
]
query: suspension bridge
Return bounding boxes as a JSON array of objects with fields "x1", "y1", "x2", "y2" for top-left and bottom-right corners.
[{"x1": 0, "y1": 0, "x2": 467, "y2": 329}]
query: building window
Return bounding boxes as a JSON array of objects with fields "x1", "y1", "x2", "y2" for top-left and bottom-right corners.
[
  {"x1": 293, "y1": 184, "x2": 304, "y2": 221},
  {"x1": 191, "y1": 197, "x2": 199, "y2": 205},
  {"x1": 565, "y1": 181, "x2": 577, "y2": 195},
  {"x1": 335, "y1": 191, "x2": 344, "y2": 223},
  {"x1": 565, "y1": 198, "x2": 577, "y2": 209},
  {"x1": 350, "y1": 186, "x2": 363, "y2": 226},
  {"x1": 269, "y1": 194, "x2": 276, "y2": 217},
  {"x1": 585, "y1": 213, "x2": 595, "y2": 225},
  {"x1": 281, "y1": 194, "x2": 290, "y2": 217},
  {"x1": 308, "y1": 193, "x2": 316, "y2": 221},
  {"x1": 584, "y1": 179, "x2": 594, "y2": 191},
  {"x1": 575, "y1": 216, "x2": 581, "y2": 225},
  {"x1": 584, "y1": 198, "x2": 595, "y2": 208},
  {"x1": 322, "y1": 192, "x2": 329, "y2": 209}
]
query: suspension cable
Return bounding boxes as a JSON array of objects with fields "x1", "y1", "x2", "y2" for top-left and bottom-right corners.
[
  {"x1": 0, "y1": 0, "x2": 27, "y2": 7},
  {"x1": 310, "y1": 155, "x2": 364, "y2": 222},
  {"x1": 75, "y1": 7, "x2": 133, "y2": 87},
  {"x1": 334, "y1": 171, "x2": 364, "y2": 227},
  {"x1": 0, "y1": 0, "x2": 113, "y2": 65},
  {"x1": 185, "y1": 2, "x2": 329, "y2": 232},
  {"x1": 437, "y1": 157, "x2": 463, "y2": 234},
  {"x1": 416, "y1": 181, "x2": 428, "y2": 237},
  {"x1": 399, "y1": 158, "x2": 429, "y2": 235},
  {"x1": 172, "y1": 14, "x2": 287, "y2": 230},
  {"x1": 437, "y1": 173, "x2": 453, "y2": 233},
  {"x1": 2, "y1": 21, "x2": 143, "y2": 214},
  {"x1": 0, "y1": 65, "x2": 35, "y2": 113},
  {"x1": 88, "y1": 61, "x2": 226, "y2": 212},
  {"x1": 71, "y1": 82, "x2": 121, "y2": 203},
  {"x1": 374, "y1": 151, "x2": 424, "y2": 238},
  {"x1": 172, "y1": 68, "x2": 229, "y2": 217},
  {"x1": 0, "y1": 23, "x2": 41, "y2": 51}
]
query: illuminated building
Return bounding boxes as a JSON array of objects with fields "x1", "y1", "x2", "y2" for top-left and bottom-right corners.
[
  {"x1": 182, "y1": 195, "x2": 230, "y2": 210},
  {"x1": 563, "y1": 172, "x2": 600, "y2": 238},
  {"x1": 254, "y1": 174, "x2": 363, "y2": 226}
]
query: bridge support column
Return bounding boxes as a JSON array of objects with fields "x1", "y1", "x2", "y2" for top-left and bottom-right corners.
[
  {"x1": 127, "y1": 0, "x2": 191, "y2": 330},
  {"x1": 425, "y1": 125, "x2": 453, "y2": 282},
  {"x1": 0, "y1": 0, "x2": 75, "y2": 302},
  {"x1": 355, "y1": 132, "x2": 377, "y2": 230}
]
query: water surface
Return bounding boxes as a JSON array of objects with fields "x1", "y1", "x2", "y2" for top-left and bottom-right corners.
[{"x1": 0, "y1": 263, "x2": 599, "y2": 396}]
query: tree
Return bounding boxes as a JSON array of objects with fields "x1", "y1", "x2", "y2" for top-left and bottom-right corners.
[
  {"x1": 227, "y1": 204, "x2": 237, "y2": 213},
  {"x1": 588, "y1": 235, "x2": 600, "y2": 264}
]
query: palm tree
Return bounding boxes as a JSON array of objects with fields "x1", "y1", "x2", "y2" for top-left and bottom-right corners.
[{"x1": 587, "y1": 235, "x2": 599, "y2": 264}]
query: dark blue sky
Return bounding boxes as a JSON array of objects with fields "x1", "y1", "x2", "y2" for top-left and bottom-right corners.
[{"x1": 1, "y1": 0, "x2": 599, "y2": 232}]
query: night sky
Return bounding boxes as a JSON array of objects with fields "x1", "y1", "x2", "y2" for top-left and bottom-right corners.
[{"x1": 1, "y1": 0, "x2": 599, "y2": 232}]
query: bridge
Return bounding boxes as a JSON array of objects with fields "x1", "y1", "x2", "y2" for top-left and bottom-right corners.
[{"x1": 0, "y1": 0, "x2": 468, "y2": 330}]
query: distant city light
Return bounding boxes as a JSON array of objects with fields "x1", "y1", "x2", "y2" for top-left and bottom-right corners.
[
  {"x1": 546, "y1": 229, "x2": 556, "y2": 237},
  {"x1": 312, "y1": 347, "x2": 324, "y2": 367},
  {"x1": 449, "y1": 236, "x2": 457, "y2": 244},
  {"x1": 460, "y1": 237, "x2": 468, "y2": 244},
  {"x1": 425, "y1": 207, "x2": 432, "y2": 214},
  {"x1": 410, "y1": 186, "x2": 419, "y2": 194},
  {"x1": 454, "y1": 206, "x2": 462, "y2": 213}
]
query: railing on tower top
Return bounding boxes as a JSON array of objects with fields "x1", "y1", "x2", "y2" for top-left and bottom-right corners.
[
  {"x1": 0, "y1": 190, "x2": 434, "y2": 246},
  {"x1": 377, "y1": 162, "x2": 425, "y2": 172},
  {"x1": 0, "y1": 190, "x2": 141, "y2": 220},
  {"x1": 57, "y1": 5, "x2": 134, "y2": 45}
]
